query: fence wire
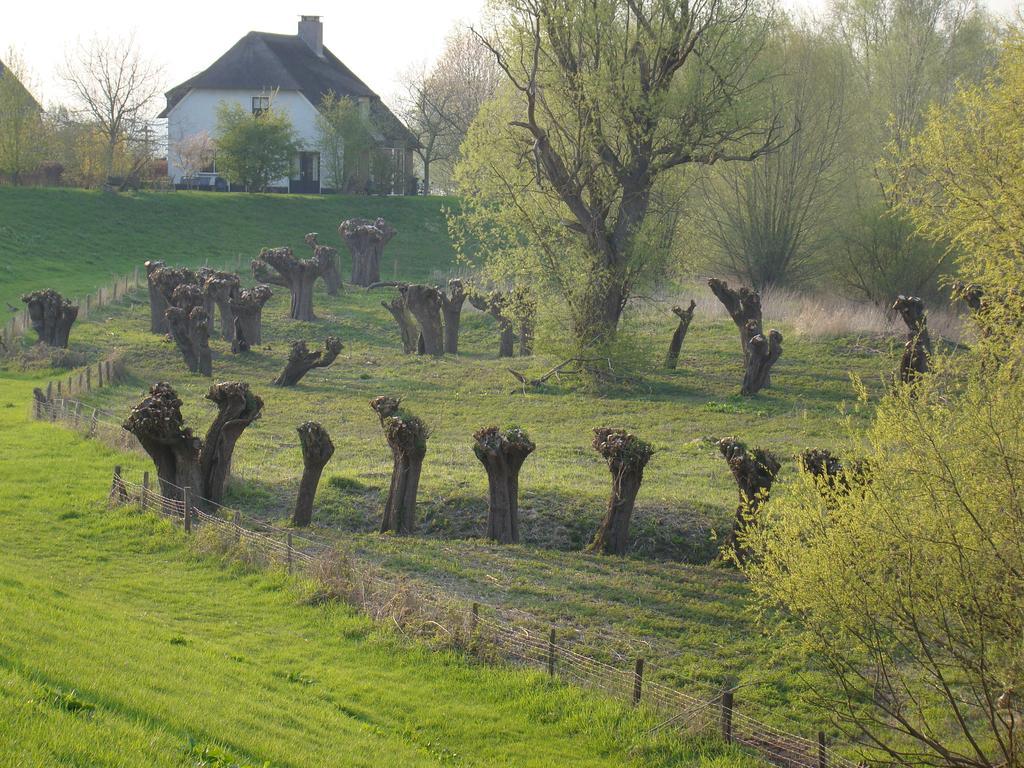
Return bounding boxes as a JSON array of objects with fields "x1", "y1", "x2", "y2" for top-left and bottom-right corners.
[{"x1": 40, "y1": 394, "x2": 861, "y2": 768}]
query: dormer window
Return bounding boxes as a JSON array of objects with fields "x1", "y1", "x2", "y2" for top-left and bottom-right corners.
[{"x1": 252, "y1": 96, "x2": 270, "y2": 116}]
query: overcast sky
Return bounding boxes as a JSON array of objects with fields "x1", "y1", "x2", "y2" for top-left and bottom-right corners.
[{"x1": 3, "y1": 0, "x2": 1021, "y2": 111}]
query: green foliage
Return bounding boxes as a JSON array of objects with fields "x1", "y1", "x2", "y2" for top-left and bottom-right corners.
[
  {"x1": 0, "y1": 50, "x2": 45, "y2": 182},
  {"x1": 215, "y1": 100, "x2": 299, "y2": 192},
  {"x1": 315, "y1": 91, "x2": 375, "y2": 193}
]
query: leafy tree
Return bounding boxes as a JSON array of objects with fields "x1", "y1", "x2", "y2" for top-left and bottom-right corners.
[
  {"x1": 215, "y1": 100, "x2": 299, "y2": 192},
  {"x1": 699, "y1": 25, "x2": 849, "y2": 290},
  {"x1": 0, "y1": 50, "x2": 46, "y2": 184},
  {"x1": 315, "y1": 91, "x2": 374, "y2": 193},
  {"x1": 454, "y1": 0, "x2": 782, "y2": 347},
  {"x1": 741, "y1": 35, "x2": 1024, "y2": 767}
]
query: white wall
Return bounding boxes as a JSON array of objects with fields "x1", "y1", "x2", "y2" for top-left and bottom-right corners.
[{"x1": 166, "y1": 88, "x2": 324, "y2": 187}]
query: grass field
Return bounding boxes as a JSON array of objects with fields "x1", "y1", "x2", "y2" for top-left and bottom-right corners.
[
  {"x1": 0, "y1": 372, "x2": 759, "y2": 767},
  {"x1": 0, "y1": 187, "x2": 934, "y2": 755}
]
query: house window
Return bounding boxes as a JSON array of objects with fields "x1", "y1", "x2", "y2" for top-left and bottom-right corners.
[{"x1": 252, "y1": 96, "x2": 270, "y2": 116}]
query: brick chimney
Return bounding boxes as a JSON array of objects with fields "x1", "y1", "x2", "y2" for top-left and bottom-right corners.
[{"x1": 298, "y1": 15, "x2": 323, "y2": 57}]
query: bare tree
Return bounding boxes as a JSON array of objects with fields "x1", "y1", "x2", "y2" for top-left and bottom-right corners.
[
  {"x1": 59, "y1": 35, "x2": 162, "y2": 178},
  {"x1": 170, "y1": 130, "x2": 215, "y2": 189}
]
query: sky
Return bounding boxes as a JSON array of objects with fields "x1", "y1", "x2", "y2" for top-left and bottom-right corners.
[{"x1": 3, "y1": 0, "x2": 1021, "y2": 112}]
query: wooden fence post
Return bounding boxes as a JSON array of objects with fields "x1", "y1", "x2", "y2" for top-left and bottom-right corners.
[
  {"x1": 86, "y1": 367, "x2": 91, "y2": 390},
  {"x1": 233, "y1": 509, "x2": 241, "y2": 542},
  {"x1": 142, "y1": 471, "x2": 149, "y2": 504},
  {"x1": 547, "y1": 627, "x2": 557, "y2": 677},
  {"x1": 818, "y1": 731, "x2": 828, "y2": 768},
  {"x1": 74, "y1": 401, "x2": 82, "y2": 427},
  {"x1": 85, "y1": 294, "x2": 91, "y2": 315},
  {"x1": 633, "y1": 658, "x2": 645, "y2": 705},
  {"x1": 287, "y1": 532, "x2": 293, "y2": 574},
  {"x1": 97, "y1": 362, "x2": 103, "y2": 387},
  {"x1": 183, "y1": 487, "x2": 192, "y2": 533},
  {"x1": 720, "y1": 688, "x2": 734, "y2": 744},
  {"x1": 109, "y1": 465, "x2": 128, "y2": 504},
  {"x1": 89, "y1": 409, "x2": 98, "y2": 437},
  {"x1": 470, "y1": 602, "x2": 479, "y2": 634},
  {"x1": 56, "y1": 380, "x2": 62, "y2": 398}
]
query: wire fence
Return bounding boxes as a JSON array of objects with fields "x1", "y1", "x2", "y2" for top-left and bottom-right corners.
[{"x1": 38, "y1": 394, "x2": 861, "y2": 768}]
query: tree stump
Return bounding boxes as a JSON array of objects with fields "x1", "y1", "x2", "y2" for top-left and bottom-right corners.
[
  {"x1": 512, "y1": 287, "x2": 537, "y2": 357},
  {"x1": 166, "y1": 305, "x2": 213, "y2": 376},
  {"x1": 401, "y1": 284, "x2": 444, "y2": 356},
  {"x1": 587, "y1": 428, "x2": 654, "y2": 556},
  {"x1": 370, "y1": 396, "x2": 429, "y2": 534},
  {"x1": 21, "y1": 289, "x2": 78, "y2": 348},
  {"x1": 203, "y1": 271, "x2": 241, "y2": 341},
  {"x1": 469, "y1": 290, "x2": 516, "y2": 358},
  {"x1": 292, "y1": 421, "x2": 335, "y2": 527},
  {"x1": 441, "y1": 279, "x2": 467, "y2": 355},
  {"x1": 381, "y1": 295, "x2": 419, "y2": 354},
  {"x1": 473, "y1": 426, "x2": 536, "y2": 544},
  {"x1": 123, "y1": 381, "x2": 263, "y2": 506},
  {"x1": 144, "y1": 260, "x2": 168, "y2": 333},
  {"x1": 665, "y1": 300, "x2": 696, "y2": 369},
  {"x1": 717, "y1": 437, "x2": 780, "y2": 561},
  {"x1": 304, "y1": 233, "x2": 341, "y2": 296},
  {"x1": 252, "y1": 247, "x2": 327, "y2": 321},
  {"x1": 892, "y1": 295, "x2": 931, "y2": 383},
  {"x1": 708, "y1": 278, "x2": 763, "y2": 363},
  {"x1": 151, "y1": 266, "x2": 213, "y2": 333},
  {"x1": 741, "y1": 325, "x2": 783, "y2": 396},
  {"x1": 339, "y1": 217, "x2": 396, "y2": 287},
  {"x1": 273, "y1": 337, "x2": 343, "y2": 387},
  {"x1": 230, "y1": 285, "x2": 272, "y2": 349},
  {"x1": 951, "y1": 281, "x2": 984, "y2": 314}
]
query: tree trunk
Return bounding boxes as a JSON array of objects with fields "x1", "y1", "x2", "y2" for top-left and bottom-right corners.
[
  {"x1": 292, "y1": 421, "x2": 335, "y2": 527},
  {"x1": 21, "y1": 289, "x2": 78, "y2": 348},
  {"x1": 166, "y1": 306, "x2": 213, "y2": 376},
  {"x1": 741, "y1": 326, "x2": 782, "y2": 396},
  {"x1": 717, "y1": 437, "x2": 780, "y2": 562},
  {"x1": 124, "y1": 382, "x2": 263, "y2": 507},
  {"x1": 203, "y1": 271, "x2": 241, "y2": 341},
  {"x1": 892, "y1": 295, "x2": 931, "y2": 384},
  {"x1": 469, "y1": 290, "x2": 516, "y2": 358},
  {"x1": 229, "y1": 285, "x2": 273, "y2": 348},
  {"x1": 151, "y1": 266, "x2": 212, "y2": 334},
  {"x1": 339, "y1": 217, "x2": 397, "y2": 287},
  {"x1": 370, "y1": 396, "x2": 428, "y2": 535},
  {"x1": 587, "y1": 428, "x2": 653, "y2": 556},
  {"x1": 473, "y1": 426, "x2": 536, "y2": 544},
  {"x1": 441, "y1": 279, "x2": 467, "y2": 355},
  {"x1": 273, "y1": 337, "x2": 343, "y2": 387},
  {"x1": 665, "y1": 300, "x2": 696, "y2": 369},
  {"x1": 252, "y1": 247, "x2": 326, "y2": 321},
  {"x1": 304, "y1": 233, "x2": 341, "y2": 296},
  {"x1": 381, "y1": 296, "x2": 419, "y2": 354},
  {"x1": 402, "y1": 284, "x2": 444, "y2": 356},
  {"x1": 708, "y1": 279, "x2": 763, "y2": 364},
  {"x1": 145, "y1": 260, "x2": 168, "y2": 333}
]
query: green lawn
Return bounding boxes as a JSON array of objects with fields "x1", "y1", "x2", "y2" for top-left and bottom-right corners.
[
  {"x1": 0, "y1": 373, "x2": 758, "y2": 767},
  {"x1": 1, "y1": 187, "x2": 905, "y2": 751}
]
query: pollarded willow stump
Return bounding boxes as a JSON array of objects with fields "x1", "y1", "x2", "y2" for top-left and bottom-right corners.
[
  {"x1": 511, "y1": 286, "x2": 536, "y2": 357},
  {"x1": 339, "y1": 217, "x2": 396, "y2": 287},
  {"x1": 273, "y1": 336, "x2": 343, "y2": 387},
  {"x1": 441, "y1": 279, "x2": 467, "y2": 355},
  {"x1": 381, "y1": 294, "x2": 419, "y2": 354},
  {"x1": 473, "y1": 426, "x2": 536, "y2": 544},
  {"x1": 469, "y1": 290, "x2": 516, "y2": 358},
  {"x1": 304, "y1": 233, "x2": 341, "y2": 296},
  {"x1": 21, "y1": 289, "x2": 78, "y2": 348},
  {"x1": 717, "y1": 437, "x2": 781, "y2": 561},
  {"x1": 123, "y1": 381, "x2": 264, "y2": 506},
  {"x1": 587, "y1": 428, "x2": 654, "y2": 556},
  {"x1": 951, "y1": 281, "x2": 984, "y2": 314},
  {"x1": 150, "y1": 266, "x2": 214, "y2": 334},
  {"x1": 665, "y1": 300, "x2": 696, "y2": 370},
  {"x1": 401, "y1": 284, "x2": 445, "y2": 357},
  {"x1": 708, "y1": 278, "x2": 763, "y2": 364},
  {"x1": 799, "y1": 448, "x2": 849, "y2": 499},
  {"x1": 741, "y1": 324, "x2": 783, "y2": 396},
  {"x1": 370, "y1": 396, "x2": 429, "y2": 535},
  {"x1": 892, "y1": 295, "x2": 931, "y2": 384},
  {"x1": 166, "y1": 305, "x2": 213, "y2": 376},
  {"x1": 203, "y1": 271, "x2": 241, "y2": 341},
  {"x1": 229, "y1": 285, "x2": 273, "y2": 351},
  {"x1": 252, "y1": 247, "x2": 327, "y2": 321},
  {"x1": 145, "y1": 260, "x2": 168, "y2": 333},
  {"x1": 292, "y1": 421, "x2": 335, "y2": 527}
]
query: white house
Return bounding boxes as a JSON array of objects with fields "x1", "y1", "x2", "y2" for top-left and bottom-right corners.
[{"x1": 159, "y1": 16, "x2": 417, "y2": 194}]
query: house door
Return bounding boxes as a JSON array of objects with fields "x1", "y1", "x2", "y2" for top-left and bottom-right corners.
[{"x1": 290, "y1": 152, "x2": 320, "y2": 194}]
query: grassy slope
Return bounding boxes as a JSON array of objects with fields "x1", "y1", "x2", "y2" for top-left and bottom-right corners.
[
  {"x1": 2, "y1": 187, "x2": 899, "y2": 735},
  {"x1": 0, "y1": 373, "x2": 754, "y2": 768},
  {"x1": 0, "y1": 187, "x2": 456, "y2": 309}
]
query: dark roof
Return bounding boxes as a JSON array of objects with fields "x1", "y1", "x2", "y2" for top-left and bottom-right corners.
[
  {"x1": 0, "y1": 60, "x2": 42, "y2": 111},
  {"x1": 159, "y1": 32, "x2": 415, "y2": 146}
]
